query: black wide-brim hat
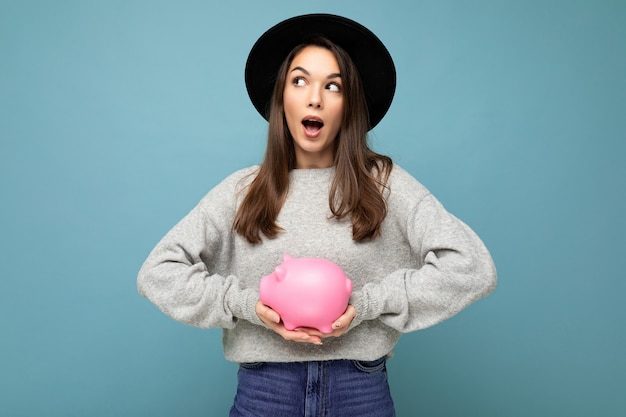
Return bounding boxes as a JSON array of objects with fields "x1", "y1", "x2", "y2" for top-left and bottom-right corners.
[{"x1": 245, "y1": 13, "x2": 396, "y2": 130}]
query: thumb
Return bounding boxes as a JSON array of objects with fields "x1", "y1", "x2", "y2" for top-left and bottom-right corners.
[{"x1": 256, "y1": 301, "x2": 280, "y2": 323}]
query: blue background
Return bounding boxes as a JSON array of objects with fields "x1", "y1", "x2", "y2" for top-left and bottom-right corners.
[{"x1": 1, "y1": 0, "x2": 624, "y2": 415}]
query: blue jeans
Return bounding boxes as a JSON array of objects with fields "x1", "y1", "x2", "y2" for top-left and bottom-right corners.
[{"x1": 230, "y1": 358, "x2": 395, "y2": 417}]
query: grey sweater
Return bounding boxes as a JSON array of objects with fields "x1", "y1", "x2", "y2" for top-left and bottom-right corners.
[{"x1": 137, "y1": 164, "x2": 497, "y2": 363}]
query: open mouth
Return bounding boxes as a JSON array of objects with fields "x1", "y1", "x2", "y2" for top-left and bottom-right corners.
[{"x1": 302, "y1": 118, "x2": 324, "y2": 134}]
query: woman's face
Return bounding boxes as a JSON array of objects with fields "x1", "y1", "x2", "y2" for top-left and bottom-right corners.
[{"x1": 283, "y1": 46, "x2": 344, "y2": 169}]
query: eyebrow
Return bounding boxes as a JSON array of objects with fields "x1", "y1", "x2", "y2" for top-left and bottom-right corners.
[{"x1": 291, "y1": 66, "x2": 341, "y2": 79}]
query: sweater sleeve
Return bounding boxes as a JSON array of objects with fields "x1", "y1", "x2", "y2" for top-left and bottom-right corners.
[
  {"x1": 351, "y1": 192, "x2": 497, "y2": 333},
  {"x1": 136, "y1": 170, "x2": 263, "y2": 329}
]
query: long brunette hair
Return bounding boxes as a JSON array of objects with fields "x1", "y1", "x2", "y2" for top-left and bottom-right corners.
[{"x1": 234, "y1": 37, "x2": 392, "y2": 244}]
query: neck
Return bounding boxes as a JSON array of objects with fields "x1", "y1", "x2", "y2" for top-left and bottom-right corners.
[{"x1": 295, "y1": 155, "x2": 334, "y2": 169}]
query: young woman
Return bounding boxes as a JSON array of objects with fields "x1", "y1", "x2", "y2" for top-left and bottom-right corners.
[{"x1": 138, "y1": 14, "x2": 497, "y2": 417}]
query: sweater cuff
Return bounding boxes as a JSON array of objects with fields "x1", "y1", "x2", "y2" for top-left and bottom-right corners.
[
  {"x1": 350, "y1": 285, "x2": 384, "y2": 327},
  {"x1": 228, "y1": 287, "x2": 264, "y2": 327}
]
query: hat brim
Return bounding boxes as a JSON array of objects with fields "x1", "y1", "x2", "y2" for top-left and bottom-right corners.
[{"x1": 245, "y1": 14, "x2": 395, "y2": 130}]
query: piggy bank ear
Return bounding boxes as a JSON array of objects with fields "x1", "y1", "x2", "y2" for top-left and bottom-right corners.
[
  {"x1": 282, "y1": 254, "x2": 294, "y2": 262},
  {"x1": 274, "y1": 266, "x2": 287, "y2": 282},
  {"x1": 346, "y1": 278, "x2": 353, "y2": 293}
]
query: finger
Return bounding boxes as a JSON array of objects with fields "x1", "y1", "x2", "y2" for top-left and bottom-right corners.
[
  {"x1": 332, "y1": 305, "x2": 356, "y2": 330},
  {"x1": 262, "y1": 320, "x2": 323, "y2": 345},
  {"x1": 294, "y1": 327, "x2": 325, "y2": 337},
  {"x1": 332, "y1": 319, "x2": 344, "y2": 330},
  {"x1": 266, "y1": 309, "x2": 280, "y2": 324},
  {"x1": 298, "y1": 333, "x2": 323, "y2": 345},
  {"x1": 296, "y1": 325, "x2": 340, "y2": 339},
  {"x1": 283, "y1": 329, "x2": 323, "y2": 345},
  {"x1": 256, "y1": 302, "x2": 280, "y2": 324}
]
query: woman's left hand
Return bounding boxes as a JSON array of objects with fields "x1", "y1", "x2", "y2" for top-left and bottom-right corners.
[{"x1": 297, "y1": 304, "x2": 357, "y2": 340}]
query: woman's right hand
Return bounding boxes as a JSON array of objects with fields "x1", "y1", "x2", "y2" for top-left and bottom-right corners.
[{"x1": 255, "y1": 301, "x2": 323, "y2": 345}]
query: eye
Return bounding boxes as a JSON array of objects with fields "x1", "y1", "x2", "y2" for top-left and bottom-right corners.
[
  {"x1": 326, "y1": 82, "x2": 342, "y2": 92},
  {"x1": 292, "y1": 76, "x2": 307, "y2": 87}
]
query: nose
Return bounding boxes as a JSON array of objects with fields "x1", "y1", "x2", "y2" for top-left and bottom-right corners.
[{"x1": 307, "y1": 87, "x2": 323, "y2": 109}]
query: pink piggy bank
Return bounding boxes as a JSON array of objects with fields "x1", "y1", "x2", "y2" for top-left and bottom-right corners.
[{"x1": 260, "y1": 254, "x2": 353, "y2": 334}]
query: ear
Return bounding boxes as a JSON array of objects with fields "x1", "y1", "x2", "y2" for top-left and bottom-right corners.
[
  {"x1": 346, "y1": 278, "x2": 353, "y2": 293},
  {"x1": 274, "y1": 266, "x2": 287, "y2": 282},
  {"x1": 283, "y1": 254, "x2": 294, "y2": 262}
]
